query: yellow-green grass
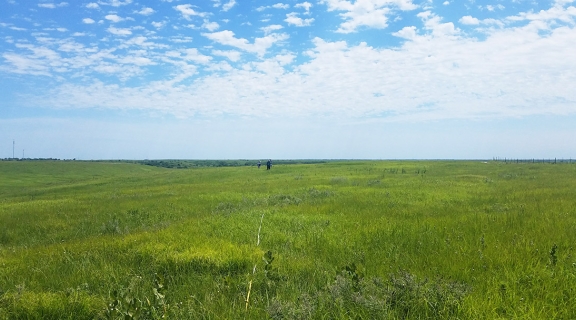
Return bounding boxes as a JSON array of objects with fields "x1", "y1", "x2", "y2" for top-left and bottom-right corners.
[{"x1": 1, "y1": 160, "x2": 575, "y2": 319}]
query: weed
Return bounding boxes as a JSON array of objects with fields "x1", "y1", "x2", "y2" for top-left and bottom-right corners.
[
  {"x1": 550, "y1": 244, "x2": 558, "y2": 266},
  {"x1": 267, "y1": 269, "x2": 470, "y2": 319},
  {"x1": 101, "y1": 217, "x2": 122, "y2": 235},
  {"x1": 105, "y1": 274, "x2": 169, "y2": 320}
]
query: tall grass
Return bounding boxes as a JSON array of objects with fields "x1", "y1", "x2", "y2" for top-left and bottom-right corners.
[{"x1": 1, "y1": 160, "x2": 575, "y2": 318}]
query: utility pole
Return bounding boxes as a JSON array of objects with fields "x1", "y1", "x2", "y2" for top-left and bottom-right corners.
[{"x1": 13, "y1": 140, "x2": 15, "y2": 159}]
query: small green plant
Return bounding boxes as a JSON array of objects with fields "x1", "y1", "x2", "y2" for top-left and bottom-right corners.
[
  {"x1": 105, "y1": 274, "x2": 169, "y2": 320},
  {"x1": 101, "y1": 216, "x2": 122, "y2": 235},
  {"x1": 550, "y1": 244, "x2": 558, "y2": 266}
]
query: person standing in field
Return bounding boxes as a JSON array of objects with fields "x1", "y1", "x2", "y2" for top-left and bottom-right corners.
[
  {"x1": 257, "y1": 161, "x2": 261, "y2": 169},
  {"x1": 266, "y1": 159, "x2": 272, "y2": 170}
]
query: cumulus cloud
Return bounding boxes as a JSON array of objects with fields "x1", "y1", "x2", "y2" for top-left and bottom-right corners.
[
  {"x1": 99, "y1": 0, "x2": 133, "y2": 7},
  {"x1": 323, "y1": 0, "x2": 418, "y2": 33},
  {"x1": 151, "y1": 21, "x2": 165, "y2": 28},
  {"x1": 392, "y1": 26, "x2": 417, "y2": 39},
  {"x1": 175, "y1": 4, "x2": 208, "y2": 19},
  {"x1": 295, "y1": 2, "x2": 312, "y2": 13},
  {"x1": 257, "y1": 3, "x2": 290, "y2": 11},
  {"x1": 202, "y1": 30, "x2": 289, "y2": 56},
  {"x1": 202, "y1": 20, "x2": 220, "y2": 31},
  {"x1": 212, "y1": 49, "x2": 242, "y2": 62},
  {"x1": 137, "y1": 7, "x2": 155, "y2": 15},
  {"x1": 222, "y1": 0, "x2": 236, "y2": 11},
  {"x1": 285, "y1": 12, "x2": 314, "y2": 26},
  {"x1": 460, "y1": 15, "x2": 480, "y2": 25},
  {"x1": 261, "y1": 24, "x2": 283, "y2": 34},
  {"x1": 105, "y1": 14, "x2": 123, "y2": 23},
  {"x1": 484, "y1": 4, "x2": 505, "y2": 11},
  {"x1": 273, "y1": 3, "x2": 290, "y2": 9},
  {"x1": 38, "y1": 2, "x2": 68, "y2": 8},
  {"x1": 417, "y1": 11, "x2": 457, "y2": 37}
]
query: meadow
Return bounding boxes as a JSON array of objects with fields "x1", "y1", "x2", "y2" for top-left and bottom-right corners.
[{"x1": 0, "y1": 160, "x2": 575, "y2": 319}]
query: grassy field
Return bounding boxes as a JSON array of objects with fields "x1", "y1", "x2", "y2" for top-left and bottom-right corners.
[{"x1": 0, "y1": 160, "x2": 575, "y2": 319}]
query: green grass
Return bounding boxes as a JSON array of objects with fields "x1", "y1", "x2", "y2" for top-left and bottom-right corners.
[{"x1": 1, "y1": 160, "x2": 575, "y2": 319}]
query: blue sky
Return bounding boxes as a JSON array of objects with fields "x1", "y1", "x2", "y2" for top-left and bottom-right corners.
[{"x1": 1, "y1": 0, "x2": 575, "y2": 159}]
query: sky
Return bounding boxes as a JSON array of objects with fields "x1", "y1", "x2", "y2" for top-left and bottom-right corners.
[{"x1": 1, "y1": 0, "x2": 575, "y2": 160}]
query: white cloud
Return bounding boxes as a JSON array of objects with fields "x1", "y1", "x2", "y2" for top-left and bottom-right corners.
[
  {"x1": 151, "y1": 21, "x2": 165, "y2": 28},
  {"x1": 170, "y1": 36, "x2": 193, "y2": 43},
  {"x1": 120, "y1": 36, "x2": 168, "y2": 49},
  {"x1": 180, "y1": 48, "x2": 213, "y2": 64},
  {"x1": 117, "y1": 56, "x2": 155, "y2": 66},
  {"x1": 273, "y1": 3, "x2": 290, "y2": 9},
  {"x1": 417, "y1": 11, "x2": 457, "y2": 37},
  {"x1": 323, "y1": 0, "x2": 418, "y2": 33},
  {"x1": 212, "y1": 49, "x2": 242, "y2": 62},
  {"x1": 86, "y1": 2, "x2": 99, "y2": 9},
  {"x1": 202, "y1": 20, "x2": 220, "y2": 31},
  {"x1": 107, "y1": 27, "x2": 132, "y2": 35},
  {"x1": 285, "y1": 12, "x2": 314, "y2": 26},
  {"x1": 105, "y1": 14, "x2": 123, "y2": 23},
  {"x1": 58, "y1": 41, "x2": 85, "y2": 52},
  {"x1": 137, "y1": 7, "x2": 155, "y2": 15},
  {"x1": 222, "y1": 0, "x2": 236, "y2": 11},
  {"x1": 205, "y1": 61, "x2": 233, "y2": 72},
  {"x1": 460, "y1": 15, "x2": 480, "y2": 25},
  {"x1": 257, "y1": 3, "x2": 290, "y2": 11},
  {"x1": 274, "y1": 53, "x2": 295, "y2": 66},
  {"x1": 506, "y1": 3, "x2": 576, "y2": 23},
  {"x1": 99, "y1": 0, "x2": 133, "y2": 7},
  {"x1": 1, "y1": 53, "x2": 51, "y2": 76},
  {"x1": 82, "y1": 18, "x2": 96, "y2": 24},
  {"x1": 202, "y1": 30, "x2": 289, "y2": 56},
  {"x1": 261, "y1": 24, "x2": 283, "y2": 34},
  {"x1": 175, "y1": 4, "x2": 208, "y2": 19},
  {"x1": 485, "y1": 4, "x2": 505, "y2": 11},
  {"x1": 295, "y1": 2, "x2": 313, "y2": 13},
  {"x1": 392, "y1": 26, "x2": 417, "y2": 39},
  {"x1": 38, "y1": 2, "x2": 67, "y2": 9}
]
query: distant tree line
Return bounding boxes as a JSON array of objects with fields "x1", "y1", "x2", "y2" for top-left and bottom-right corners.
[
  {"x1": 135, "y1": 159, "x2": 329, "y2": 169},
  {"x1": 1, "y1": 158, "x2": 62, "y2": 161},
  {"x1": 493, "y1": 158, "x2": 574, "y2": 164},
  {"x1": 0, "y1": 158, "x2": 331, "y2": 167}
]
